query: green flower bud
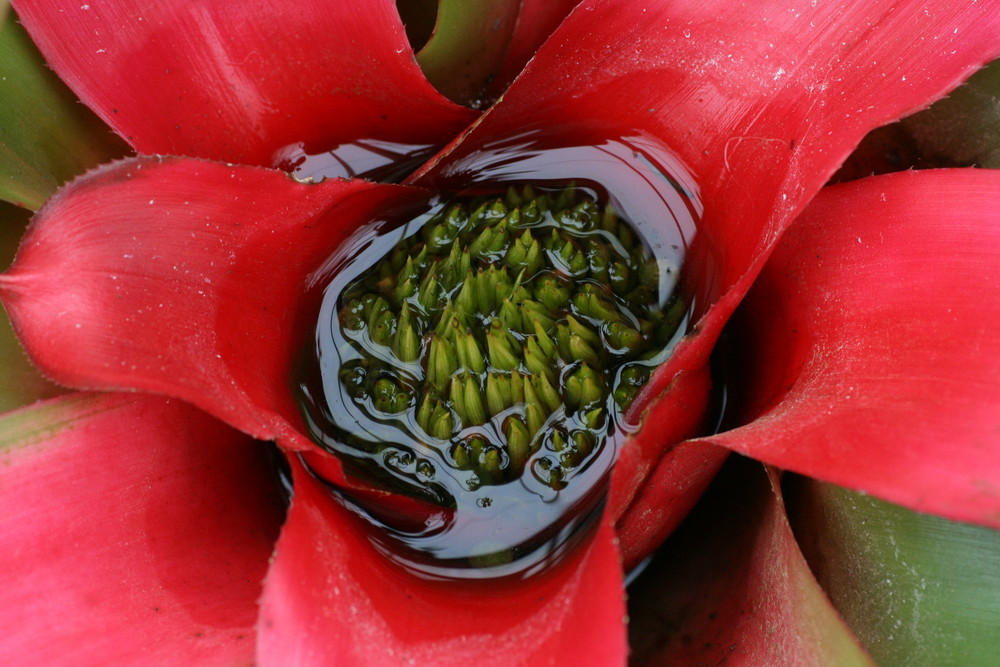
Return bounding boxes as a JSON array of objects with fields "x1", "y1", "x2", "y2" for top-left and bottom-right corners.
[
  {"x1": 534, "y1": 274, "x2": 571, "y2": 311},
  {"x1": 521, "y1": 199, "x2": 543, "y2": 225},
  {"x1": 606, "y1": 321, "x2": 644, "y2": 354},
  {"x1": 373, "y1": 377, "x2": 410, "y2": 414},
  {"x1": 523, "y1": 337, "x2": 556, "y2": 382},
  {"x1": 532, "y1": 373, "x2": 563, "y2": 415},
  {"x1": 393, "y1": 303, "x2": 421, "y2": 362},
  {"x1": 481, "y1": 445, "x2": 503, "y2": 479},
  {"x1": 505, "y1": 417, "x2": 532, "y2": 470},
  {"x1": 486, "y1": 372, "x2": 512, "y2": 416},
  {"x1": 455, "y1": 328, "x2": 486, "y2": 374},
  {"x1": 486, "y1": 324, "x2": 520, "y2": 371}
]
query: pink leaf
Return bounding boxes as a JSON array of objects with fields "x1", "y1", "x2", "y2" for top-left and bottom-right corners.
[
  {"x1": 712, "y1": 169, "x2": 1000, "y2": 528},
  {"x1": 0, "y1": 392, "x2": 283, "y2": 665},
  {"x1": 256, "y1": 457, "x2": 627, "y2": 666},
  {"x1": 1, "y1": 156, "x2": 428, "y2": 464}
]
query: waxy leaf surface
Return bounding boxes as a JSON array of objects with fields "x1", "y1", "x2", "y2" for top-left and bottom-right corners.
[
  {"x1": 257, "y1": 458, "x2": 627, "y2": 666},
  {"x1": 787, "y1": 476, "x2": 1000, "y2": 666},
  {"x1": 12, "y1": 0, "x2": 477, "y2": 166},
  {"x1": 712, "y1": 169, "x2": 1000, "y2": 528},
  {"x1": 0, "y1": 157, "x2": 427, "y2": 465},
  {"x1": 0, "y1": 393, "x2": 283, "y2": 665}
]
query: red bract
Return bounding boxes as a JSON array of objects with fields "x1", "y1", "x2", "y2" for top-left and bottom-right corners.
[
  {"x1": 0, "y1": 394, "x2": 283, "y2": 664},
  {"x1": 2, "y1": 0, "x2": 999, "y2": 663}
]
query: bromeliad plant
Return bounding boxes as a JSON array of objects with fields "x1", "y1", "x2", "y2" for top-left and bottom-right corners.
[{"x1": 2, "y1": 0, "x2": 1000, "y2": 664}]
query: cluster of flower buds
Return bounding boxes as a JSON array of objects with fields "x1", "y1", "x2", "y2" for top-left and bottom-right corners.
[{"x1": 337, "y1": 185, "x2": 684, "y2": 491}]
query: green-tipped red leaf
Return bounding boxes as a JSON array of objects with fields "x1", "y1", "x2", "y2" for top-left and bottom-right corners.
[
  {"x1": 0, "y1": 392, "x2": 283, "y2": 665},
  {"x1": 0, "y1": 156, "x2": 428, "y2": 463},
  {"x1": 483, "y1": 0, "x2": 582, "y2": 101},
  {"x1": 415, "y1": 0, "x2": 521, "y2": 106}
]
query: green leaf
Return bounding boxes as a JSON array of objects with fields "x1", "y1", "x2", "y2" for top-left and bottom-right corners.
[
  {"x1": 0, "y1": 201, "x2": 62, "y2": 411},
  {"x1": 902, "y1": 60, "x2": 1000, "y2": 168},
  {"x1": 0, "y1": 10, "x2": 127, "y2": 209},
  {"x1": 396, "y1": 0, "x2": 438, "y2": 52},
  {"x1": 415, "y1": 0, "x2": 520, "y2": 107},
  {"x1": 628, "y1": 459, "x2": 872, "y2": 666},
  {"x1": 786, "y1": 476, "x2": 1000, "y2": 667}
]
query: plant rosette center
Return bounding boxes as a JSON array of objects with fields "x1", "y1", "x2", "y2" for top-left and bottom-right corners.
[{"x1": 296, "y1": 183, "x2": 688, "y2": 578}]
